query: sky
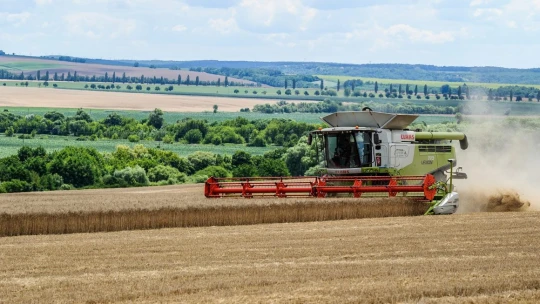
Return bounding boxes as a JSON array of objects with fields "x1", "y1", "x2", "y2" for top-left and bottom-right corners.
[{"x1": 1, "y1": 0, "x2": 539, "y2": 68}]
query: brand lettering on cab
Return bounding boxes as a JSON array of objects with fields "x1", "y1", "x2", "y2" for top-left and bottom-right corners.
[{"x1": 401, "y1": 134, "x2": 415, "y2": 140}]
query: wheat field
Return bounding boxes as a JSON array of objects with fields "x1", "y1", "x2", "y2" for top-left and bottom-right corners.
[
  {"x1": 0, "y1": 185, "x2": 428, "y2": 237},
  {"x1": 1, "y1": 211, "x2": 539, "y2": 303}
]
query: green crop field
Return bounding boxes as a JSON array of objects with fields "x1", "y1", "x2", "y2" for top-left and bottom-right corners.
[
  {"x1": 5, "y1": 80, "x2": 540, "y2": 114},
  {"x1": 317, "y1": 75, "x2": 540, "y2": 90},
  {"x1": 0, "y1": 135, "x2": 274, "y2": 158},
  {"x1": 0, "y1": 62, "x2": 65, "y2": 71},
  {"x1": 1, "y1": 106, "x2": 457, "y2": 125},
  {"x1": 0, "y1": 107, "x2": 332, "y2": 124},
  {"x1": 1, "y1": 79, "x2": 323, "y2": 98}
]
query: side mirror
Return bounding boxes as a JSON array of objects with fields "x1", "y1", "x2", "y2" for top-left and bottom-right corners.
[{"x1": 373, "y1": 133, "x2": 382, "y2": 144}]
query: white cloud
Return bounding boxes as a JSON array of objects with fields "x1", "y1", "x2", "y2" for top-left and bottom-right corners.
[
  {"x1": 473, "y1": 8, "x2": 503, "y2": 19},
  {"x1": 34, "y1": 0, "x2": 53, "y2": 5},
  {"x1": 383, "y1": 24, "x2": 456, "y2": 44},
  {"x1": 63, "y1": 12, "x2": 136, "y2": 39},
  {"x1": 236, "y1": 0, "x2": 318, "y2": 33},
  {"x1": 384, "y1": 24, "x2": 455, "y2": 44},
  {"x1": 0, "y1": 12, "x2": 31, "y2": 26},
  {"x1": 473, "y1": 0, "x2": 540, "y2": 31},
  {"x1": 171, "y1": 24, "x2": 187, "y2": 32},
  {"x1": 2, "y1": 0, "x2": 540, "y2": 67},
  {"x1": 503, "y1": 0, "x2": 540, "y2": 31},
  {"x1": 208, "y1": 17, "x2": 238, "y2": 34},
  {"x1": 470, "y1": 0, "x2": 491, "y2": 6}
]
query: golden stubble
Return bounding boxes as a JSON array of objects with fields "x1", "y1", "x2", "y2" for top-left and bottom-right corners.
[{"x1": 1, "y1": 212, "x2": 539, "y2": 303}]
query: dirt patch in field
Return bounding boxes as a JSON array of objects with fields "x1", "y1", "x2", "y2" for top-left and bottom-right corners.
[
  {"x1": 459, "y1": 189, "x2": 530, "y2": 212},
  {"x1": 0, "y1": 87, "x2": 274, "y2": 112}
]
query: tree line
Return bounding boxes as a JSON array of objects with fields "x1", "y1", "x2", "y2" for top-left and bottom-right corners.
[
  {"x1": 0, "y1": 109, "x2": 319, "y2": 148},
  {"x1": 0, "y1": 69, "x2": 252, "y2": 87},
  {"x1": 0, "y1": 137, "x2": 318, "y2": 193},
  {"x1": 192, "y1": 66, "x2": 319, "y2": 88},
  {"x1": 335, "y1": 79, "x2": 540, "y2": 102},
  {"x1": 253, "y1": 99, "x2": 457, "y2": 115}
]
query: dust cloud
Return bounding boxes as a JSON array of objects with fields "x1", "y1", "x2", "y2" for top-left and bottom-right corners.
[{"x1": 454, "y1": 114, "x2": 539, "y2": 213}]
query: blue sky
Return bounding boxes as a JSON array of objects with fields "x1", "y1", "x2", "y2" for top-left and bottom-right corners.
[{"x1": 1, "y1": 0, "x2": 539, "y2": 68}]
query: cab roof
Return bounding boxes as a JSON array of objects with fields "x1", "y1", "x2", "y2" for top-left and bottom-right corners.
[{"x1": 321, "y1": 111, "x2": 418, "y2": 130}]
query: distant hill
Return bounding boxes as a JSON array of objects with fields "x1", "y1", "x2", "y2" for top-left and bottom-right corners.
[
  {"x1": 3, "y1": 54, "x2": 540, "y2": 85},
  {"x1": 33, "y1": 56, "x2": 540, "y2": 85},
  {"x1": 0, "y1": 55, "x2": 257, "y2": 85}
]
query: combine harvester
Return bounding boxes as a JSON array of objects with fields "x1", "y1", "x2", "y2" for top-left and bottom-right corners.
[{"x1": 205, "y1": 110, "x2": 468, "y2": 215}]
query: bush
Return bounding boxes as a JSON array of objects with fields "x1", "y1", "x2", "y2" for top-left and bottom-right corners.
[
  {"x1": 48, "y1": 147, "x2": 104, "y2": 188},
  {"x1": 39, "y1": 173, "x2": 64, "y2": 191},
  {"x1": 196, "y1": 165, "x2": 231, "y2": 178},
  {"x1": 127, "y1": 134, "x2": 140, "y2": 142},
  {"x1": 248, "y1": 135, "x2": 267, "y2": 147},
  {"x1": 163, "y1": 134, "x2": 174, "y2": 144},
  {"x1": 192, "y1": 175, "x2": 209, "y2": 183},
  {"x1": 60, "y1": 184, "x2": 74, "y2": 190},
  {"x1": 113, "y1": 165, "x2": 149, "y2": 186},
  {"x1": 102, "y1": 174, "x2": 121, "y2": 186},
  {"x1": 147, "y1": 165, "x2": 186, "y2": 183},
  {"x1": 188, "y1": 151, "x2": 216, "y2": 171},
  {"x1": 18, "y1": 134, "x2": 32, "y2": 140},
  {"x1": 232, "y1": 164, "x2": 258, "y2": 177},
  {"x1": 5, "y1": 127, "x2": 14, "y2": 137},
  {"x1": 325, "y1": 89, "x2": 337, "y2": 96},
  {"x1": 0, "y1": 179, "x2": 33, "y2": 193},
  {"x1": 275, "y1": 134, "x2": 285, "y2": 146},
  {"x1": 184, "y1": 129, "x2": 203, "y2": 144},
  {"x1": 211, "y1": 136, "x2": 222, "y2": 145}
]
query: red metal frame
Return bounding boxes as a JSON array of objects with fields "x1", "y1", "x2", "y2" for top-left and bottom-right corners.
[{"x1": 205, "y1": 175, "x2": 437, "y2": 201}]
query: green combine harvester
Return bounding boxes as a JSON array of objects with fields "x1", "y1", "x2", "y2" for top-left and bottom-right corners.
[{"x1": 205, "y1": 109, "x2": 468, "y2": 215}]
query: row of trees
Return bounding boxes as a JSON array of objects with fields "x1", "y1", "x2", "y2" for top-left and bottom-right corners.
[
  {"x1": 194, "y1": 66, "x2": 319, "y2": 88},
  {"x1": 0, "y1": 69, "x2": 254, "y2": 87},
  {"x1": 253, "y1": 99, "x2": 458, "y2": 115},
  {"x1": 0, "y1": 138, "x2": 318, "y2": 193},
  {"x1": 3, "y1": 66, "x2": 539, "y2": 101},
  {"x1": 337, "y1": 79, "x2": 540, "y2": 101},
  {"x1": 0, "y1": 109, "x2": 319, "y2": 148}
]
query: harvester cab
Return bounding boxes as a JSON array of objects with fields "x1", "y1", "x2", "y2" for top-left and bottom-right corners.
[
  {"x1": 310, "y1": 110, "x2": 468, "y2": 214},
  {"x1": 311, "y1": 110, "x2": 468, "y2": 180},
  {"x1": 205, "y1": 110, "x2": 468, "y2": 215}
]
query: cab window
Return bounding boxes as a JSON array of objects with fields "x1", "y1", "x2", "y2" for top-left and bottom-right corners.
[{"x1": 327, "y1": 133, "x2": 361, "y2": 168}]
